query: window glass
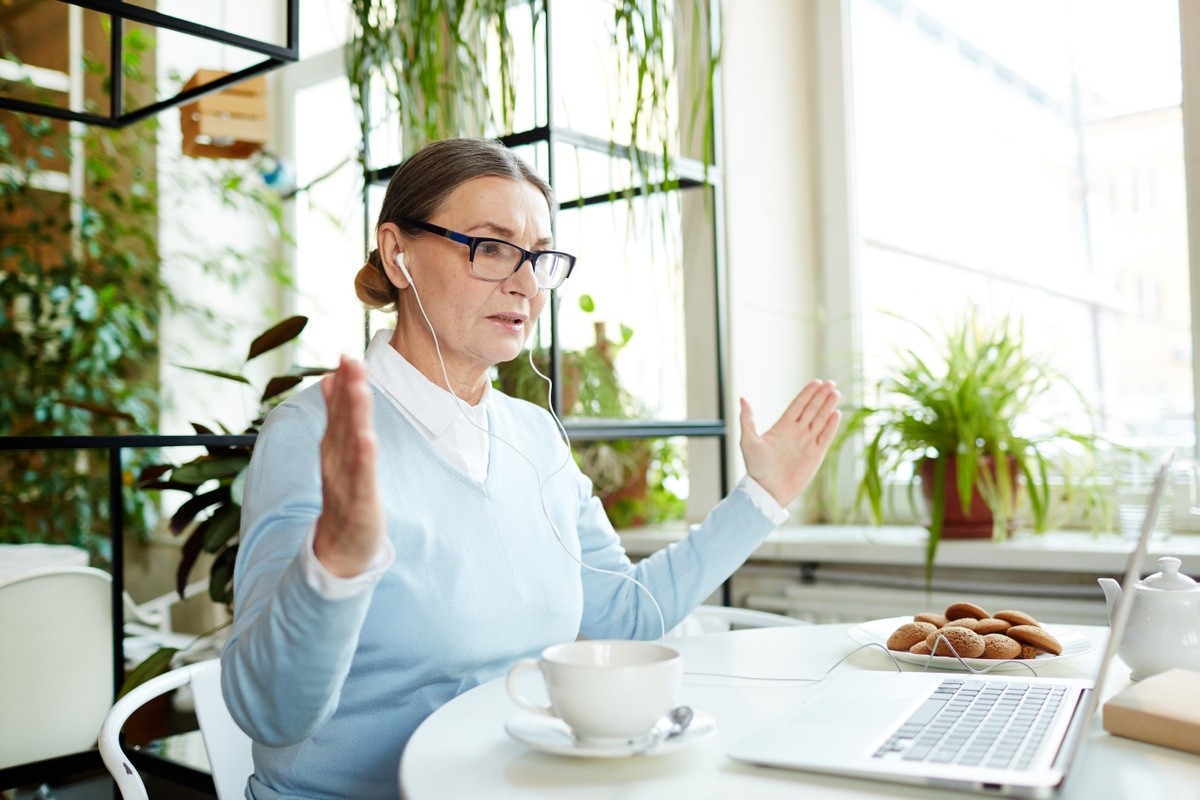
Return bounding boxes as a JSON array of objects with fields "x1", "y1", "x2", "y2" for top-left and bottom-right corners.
[
  {"x1": 848, "y1": 0, "x2": 1192, "y2": 451},
  {"x1": 292, "y1": 75, "x2": 366, "y2": 365}
]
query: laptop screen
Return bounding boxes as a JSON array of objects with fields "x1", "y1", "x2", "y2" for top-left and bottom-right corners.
[{"x1": 1056, "y1": 448, "x2": 1174, "y2": 768}]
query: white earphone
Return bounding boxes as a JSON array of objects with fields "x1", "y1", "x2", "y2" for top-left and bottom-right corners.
[{"x1": 394, "y1": 251, "x2": 413, "y2": 284}]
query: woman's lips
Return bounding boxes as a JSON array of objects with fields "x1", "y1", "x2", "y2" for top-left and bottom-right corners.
[{"x1": 488, "y1": 313, "x2": 527, "y2": 332}]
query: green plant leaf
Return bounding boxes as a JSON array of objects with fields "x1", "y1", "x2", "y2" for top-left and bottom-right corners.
[
  {"x1": 118, "y1": 646, "x2": 179, "y2": 699},
  {"x1": 246, "y1": 315, "x2": 307, "y2": 362}
]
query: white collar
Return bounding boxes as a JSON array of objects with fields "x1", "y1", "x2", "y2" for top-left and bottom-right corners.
[{"x1": 363, "y1": 329, "x2": 490, "y2": 437}]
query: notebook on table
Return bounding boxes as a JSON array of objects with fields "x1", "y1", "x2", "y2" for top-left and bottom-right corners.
[{"x1": 727, "y1": 451, "x2": 1174, "y2": 798}]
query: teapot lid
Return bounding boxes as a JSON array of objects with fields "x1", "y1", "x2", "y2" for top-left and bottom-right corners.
[{"x1": 1142, "y1": 557, "x2": 1199, "y2": 591}]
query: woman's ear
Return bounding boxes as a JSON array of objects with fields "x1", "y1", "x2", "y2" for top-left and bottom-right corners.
[{"x1": 377, "y1": 222, "x2": 411, "y2": 289}]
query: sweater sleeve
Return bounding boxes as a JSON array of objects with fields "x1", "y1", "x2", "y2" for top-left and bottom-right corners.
[
  {"x1": 573, "y1": 463, "x2": 777, "y2": 641},
  {"x1": 220, "y1": 399, "x2": 377, "y2": 747}
]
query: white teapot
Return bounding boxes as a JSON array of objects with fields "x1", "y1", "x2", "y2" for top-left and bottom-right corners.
[{"x1": 1098, "y1": 557, "x2": 1200, "y2": 680}]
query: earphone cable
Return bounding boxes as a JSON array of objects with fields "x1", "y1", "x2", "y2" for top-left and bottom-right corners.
[{"x1": 392, "y1": 273, "x2": 669, "y2": 644}]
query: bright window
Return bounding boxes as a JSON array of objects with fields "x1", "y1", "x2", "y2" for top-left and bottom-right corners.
[{"x1": 845, "y1": 0, "x2": 1193, "y2": 455}]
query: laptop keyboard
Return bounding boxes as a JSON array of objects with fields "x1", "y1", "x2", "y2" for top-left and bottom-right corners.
[{"x1": 871, "y1": 679, "x2": 1069, "y2": 770}]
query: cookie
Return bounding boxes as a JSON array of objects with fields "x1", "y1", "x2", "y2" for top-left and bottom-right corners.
[
  {"x1": 925, "y1": 626, "x2": 986, "y2": 658},
  {"x1": 993, "y1": 610, "x2": 1040, "y2": 628},
  {"x1": 1006, "y1": 625, "x2": 1063, "y2": 656},
  {"x1": 973, "y1": 618, "x2": 1012, "y2": 635},
  {"x1": 944, "y1": 602, "x2": 990, "y2": 621},
  {"x1": 944, "y1": 618, "x2": 980, "y2": 632},
  {"x1": 914, "y1": 612, "x2": 949, "y2": 628},
  {"x1": 1018, "y1": 645, "x2": 1041, "y2": 659},
  {"x1": 887, "y1": 621, "x2": 938, "y2": 651},
  {"x1": 909, "y1": 640, "x2": 932, "y2": 655},
  {"x1": 981, "y1": 634, "x2": 1021, "y2": 659}
]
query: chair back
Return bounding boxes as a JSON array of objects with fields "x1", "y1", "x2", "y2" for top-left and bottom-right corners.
[
  {"x1": 191, "y1": 660, "x2": 254, "y2": 800},
  {"x1": 99, "y1": 659, "x2": 253, "y2": 800},
  {"x1": 0, "y1": 566, "x2": 113, "y2": 770}
]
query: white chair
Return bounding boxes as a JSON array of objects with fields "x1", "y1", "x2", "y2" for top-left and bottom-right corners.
[
  {"x1": 98, "y1": 659, "x2": 253, "y2": 800},
  {"x1": 666, "y1": 604, "x2": 809, "y2": 638},
  {"x1": 0, "y1": 566, "x2": 114, "y2": 770}
]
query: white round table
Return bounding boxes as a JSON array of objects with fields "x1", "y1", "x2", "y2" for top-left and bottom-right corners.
[{"x1": 401, "y1": 623, "x2": 1200, "y2": 799}]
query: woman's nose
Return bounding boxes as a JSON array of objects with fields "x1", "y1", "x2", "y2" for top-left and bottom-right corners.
[{"x1": 503, "y1": 259, "x2": 541, "y2": 296}]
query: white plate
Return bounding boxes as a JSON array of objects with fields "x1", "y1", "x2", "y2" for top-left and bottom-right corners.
[
  {"x1": 504, "y1": 710, "x2": 718, "y2": 758},
  {"x1": 848, "y1": 616, "x2": 1092, "y2": 671}
]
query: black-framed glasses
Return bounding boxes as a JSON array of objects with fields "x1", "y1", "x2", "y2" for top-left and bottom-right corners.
[{"x1": 398, "y1": 217, "x2": 577, "y2": 290}]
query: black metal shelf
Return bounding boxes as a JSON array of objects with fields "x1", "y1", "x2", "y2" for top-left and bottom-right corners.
[
  {"x1": 0, "y1": 0, "x2": 299, "y2": 128},
  {"x1": 365, "y1": 123, "x2": 719, "y2": 189}
]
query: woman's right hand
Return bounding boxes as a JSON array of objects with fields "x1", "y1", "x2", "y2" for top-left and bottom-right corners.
[{"x1": 313, "y1": 356, "x2": 386, "y2": 577}]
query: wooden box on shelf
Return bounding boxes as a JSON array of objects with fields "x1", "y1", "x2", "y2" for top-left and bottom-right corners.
[{"x1": 179, "y1": 69, "x2": 268, "y2": 160}]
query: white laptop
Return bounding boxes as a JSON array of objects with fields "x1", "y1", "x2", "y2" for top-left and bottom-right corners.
[{"x1": 728, "y1": 451, "x2": 1174, "y2": 798}]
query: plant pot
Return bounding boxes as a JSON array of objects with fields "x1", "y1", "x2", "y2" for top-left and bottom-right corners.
[{"x1": 919, "y1": 457, "x2": 1016, "y2": 540}]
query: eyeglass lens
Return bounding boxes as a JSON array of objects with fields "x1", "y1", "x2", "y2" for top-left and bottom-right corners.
[{"x1": 471, "y1": 240, "x2": 570, "y2": 289}]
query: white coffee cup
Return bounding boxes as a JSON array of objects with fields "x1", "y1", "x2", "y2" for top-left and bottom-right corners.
[{"x1": 506, "y1": 640, "x2": 682, "y2": 743}]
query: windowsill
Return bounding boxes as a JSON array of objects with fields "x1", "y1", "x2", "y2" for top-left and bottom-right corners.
[{"x1": 618, "y1": 523, "x2": 1200, "y2": 573}]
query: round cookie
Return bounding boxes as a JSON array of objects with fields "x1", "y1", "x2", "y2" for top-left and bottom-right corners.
[
  {"x1": 1006, "y1": 625, "x2": 1062, "y2": 656},
  {"x1": 1018, "y1": 645, "x2": 1041, "y2": 659},
  {"x1": 925, "y1": 626, "x2": 986, "y2": 658},
  {"x1": 981, "y1": 634, "x2": 1021, "y2": 660},
  {"x1": 993, "y1": 610, "x2": 1040, "y2": 627},
  {"x1": 944, "y1": 618, "x2": 980, "y2": 632},
  {"x1": 944, "y1": 602, "x2": 990, "y2": 621},
  {"x1": 914, "y1": 612, "x2": 949, "y2": 628},
  {"x1": 909, "y1": 640, "x2": 932, "y2": 655},
  {"x1": 973, "y1": 618, "x2": 1012, "y2": 635},
  {"x1": 887, "y1": 621, "x2": 938, "y2": 651}
]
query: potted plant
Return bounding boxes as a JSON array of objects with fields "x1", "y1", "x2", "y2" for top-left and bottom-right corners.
[
  {"x1": 829, "y1": 310, "x2": 1107, "y2": 583},
  {"x1": 494, "y1": 296, "x2": 685, "y2": 528}
]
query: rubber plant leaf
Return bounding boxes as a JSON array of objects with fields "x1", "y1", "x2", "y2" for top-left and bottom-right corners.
[
  {"x1": 171, "y1": 455, "x2": 247, "y2": 484},
  {"x1": 246, "y1": 315, "x2": 308, "y2": 361},
  {"x1": 201, "y1": 503, "x2": 241, "y2": 554},
  {"x1": 168, "y1": 486, "x2": 232, "y2": 535},
  {"x1": 175, "y1": 365, "x2": 252, "y2": 385},
  {"x1": 209, "y1": 545, "x2": 238, "y2": 605},
  {"x1": 118, "y1": 646, "x2": 179, "y2": 699},
  {"x1": 261, "y1": 375, "x2": 303, "y2": 403},
  {"x1": 54, "y1": 398, "x2": 136, "y2": 422},
  {"x1": 177, "y1": 519, "x2": 209, "y2": 597}
]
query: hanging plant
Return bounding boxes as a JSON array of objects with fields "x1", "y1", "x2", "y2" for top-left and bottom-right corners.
[
  {"x1": 346, "y1": 0, "x2": 524, "y2": 158},
  {"x1": 345, "y1": 0, "x2": 720, "y2": 191}
]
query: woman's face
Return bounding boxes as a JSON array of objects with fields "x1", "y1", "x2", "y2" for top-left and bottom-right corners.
[{"x1": 393, "y1": 176, "x2": 552, "y2": 380}]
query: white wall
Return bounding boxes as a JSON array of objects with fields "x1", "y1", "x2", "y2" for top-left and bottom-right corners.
[{"x1": 720, "y1": 1, "x2": 825, "y2": 517}]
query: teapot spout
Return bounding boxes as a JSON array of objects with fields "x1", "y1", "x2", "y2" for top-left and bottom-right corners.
[{"x1": 1097, "y1": 577, "x2": 1122, "y2": 624}]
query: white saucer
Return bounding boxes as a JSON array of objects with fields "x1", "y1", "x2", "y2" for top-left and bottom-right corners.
[{"x1": 504, "y1": 710, "x2": 718, "y2": 758}]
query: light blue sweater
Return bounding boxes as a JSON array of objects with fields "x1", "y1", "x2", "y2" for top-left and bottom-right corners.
[{"x1": 222, "y1": 382, "x2": 776, "y2": 799}]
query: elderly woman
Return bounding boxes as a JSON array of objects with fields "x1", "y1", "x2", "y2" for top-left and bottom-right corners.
[{"x1": 221, "y1": 137, "x2": 841, "y2": 799}]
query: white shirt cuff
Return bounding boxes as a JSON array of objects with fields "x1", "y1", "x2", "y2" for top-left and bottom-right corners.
[
  {"x1": 737, "y1": 475, "x2": 790, "y2": 525},
  {"x1": 301, "y1": 523, "x2": 395, "y2": 600}
]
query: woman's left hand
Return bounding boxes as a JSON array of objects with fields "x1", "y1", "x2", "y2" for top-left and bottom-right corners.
[{"x1": 739, "y1": 380, "x2": 842, "y2": 507}]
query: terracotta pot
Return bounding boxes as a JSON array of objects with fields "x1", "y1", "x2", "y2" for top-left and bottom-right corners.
[{"x1": 918, "y1": 456, "x2": 1016, "y2": 540}]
